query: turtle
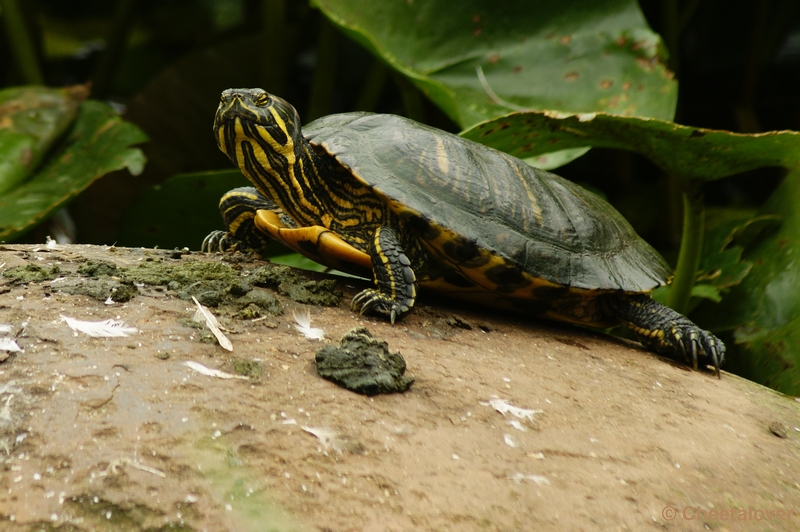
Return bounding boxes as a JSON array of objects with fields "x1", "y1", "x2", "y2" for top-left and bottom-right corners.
[{"x1": 203, "y1": 88, "x2": 725, "y2": 376}]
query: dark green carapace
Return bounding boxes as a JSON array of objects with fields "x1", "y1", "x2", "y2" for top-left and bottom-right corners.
[{"x1": 204, "y1": 88, "x2": 725, "y2": 376}]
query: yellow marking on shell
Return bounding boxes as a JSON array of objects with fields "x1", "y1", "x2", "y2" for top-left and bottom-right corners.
[
  {"x1": 420, "y1": 221, "x2": 563, "y2": 296},
  {"x1": 506, "y1": 153, "x2": 542, "y2": 224},
  {"x1": 435, "y1": 136, "x2": 449, "y2": 175}
]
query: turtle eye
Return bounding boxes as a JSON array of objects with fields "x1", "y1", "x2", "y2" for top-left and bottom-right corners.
[{"x1": 254, "y1": 92, "x2": 270, "y2": 106}]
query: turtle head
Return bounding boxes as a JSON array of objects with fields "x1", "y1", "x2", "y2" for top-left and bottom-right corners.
[{"x1": 214, "y1": 88, "x2": 302, "y2": 169}]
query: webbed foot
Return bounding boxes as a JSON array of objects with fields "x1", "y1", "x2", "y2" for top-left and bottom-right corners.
[
  {"x1": 607, "y1": 293, "x2": 725, "y2": 377},
  {"x1": 351, "y1": 226, "x2": 417, "y2": 324},
  {"x1": 202, "y1": 186, "x2": 277, "y2": 253}
]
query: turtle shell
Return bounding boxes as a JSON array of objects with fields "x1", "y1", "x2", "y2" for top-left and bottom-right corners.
[{"x1": 303, "y1": 113, "x2": 670, "y2": 295}]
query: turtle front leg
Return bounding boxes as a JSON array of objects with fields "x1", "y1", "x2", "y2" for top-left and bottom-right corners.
[
  {"x1": 202, "y1": 186, "x2": 283, "y2": 253},
  {"x1": 351, "y1": 226, "x2": 417, "y2": 324},
  {"x1": 605, "y1": 293, "x2": 725, "y2": 377}
]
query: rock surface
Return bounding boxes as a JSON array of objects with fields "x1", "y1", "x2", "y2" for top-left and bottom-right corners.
[{"x1": 1, "y1": 243, "x2": 799, "y2": 531}]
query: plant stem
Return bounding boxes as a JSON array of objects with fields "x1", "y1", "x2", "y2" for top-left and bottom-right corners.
[
  {"x1": 0, "y1": 0, "x2": 43, "y2": 84},
  {"x1": 91, "y1": 0, "x2": 138, "y2": 98},
  {"x1": 666, "y1": 182, "x2": 704, "y2": 315}
]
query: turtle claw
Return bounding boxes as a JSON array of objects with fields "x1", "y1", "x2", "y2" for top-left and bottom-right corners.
[
  {"x1": 351, "y1": 288, "x2": 410, "y2": 324},
  {"x1": 351, "y1": 288, "x2": 386, "y2": 316},
  {"x1": 700, "y1": 330, "x2": 724, "y2": 379},
  {"x1": 202, "y1": 230, "x2": 236, "y2": 252},
  {"x1": 682, "y1": 326, "x2": 724, "y2": 379},
  {"x1": 655, "y1": 322, "x2": 725, "y2": 378}
]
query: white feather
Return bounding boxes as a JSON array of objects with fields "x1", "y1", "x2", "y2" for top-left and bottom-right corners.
[
  {"x1": 191, "y1": 296, "x2": 233, "y2": 351},
  {"x1": 301, "y1": 426, "x2": 357, "y2": 454},
  {"x1": 0, "y1": 338, "x2": 21, "y2": 352},
  {"x1": 62, "y1": 316, "x2": 137, "y2": 338},
  {"x1": 293, "y1": 310, "x2": 324, "y2": 340},
  {"x1": 184, "y1": 361, "x2": 248, "y2": 380},
  {"x1": 507, "y1": 473, "x2": 550, "y2": 485},
  {"x1": 481, "y1": 399, "x2": 542, "y2": 421},
  {"x1": 508, "y1": 419, "x2": 527, "y2": 432}
]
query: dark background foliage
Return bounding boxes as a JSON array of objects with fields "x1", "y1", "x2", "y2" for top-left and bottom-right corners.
[{"x1": 2, "y1": 0, "x2": 797, "y2": 249}]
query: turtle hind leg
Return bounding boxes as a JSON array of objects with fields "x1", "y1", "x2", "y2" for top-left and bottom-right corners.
[
  {"x1": 202, "y1": 187, "x2": 283, "y2": 253},
  {"x1": 351, "y1": 226, "x2": 417, "y2": 324},
  {"x1": 604, "y1": 293, "x2": 725, "y2": 377}
]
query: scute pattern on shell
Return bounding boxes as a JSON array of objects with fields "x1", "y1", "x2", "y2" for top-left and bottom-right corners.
[{"x1": 304, "y1": 113, "x2": 670, "y2": 293}]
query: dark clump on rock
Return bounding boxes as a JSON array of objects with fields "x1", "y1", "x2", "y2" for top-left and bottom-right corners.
[
  {"x1": 77, "y1": 260, "x2": 120, "y2": 277},
  {"x1": 250, "y1": 265, "x2": 341, "y2": 306},
  {"x1": 57, "y1": 278, "x2": 138, "y2": 302},
  {"x1": 2, "y1": 263, "x2": 60, "y2": 283},
  {"x1": 315, "y1": 327, "x2": 413, "y2": 395}
]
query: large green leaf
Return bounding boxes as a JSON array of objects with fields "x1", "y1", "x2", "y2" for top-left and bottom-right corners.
[
  {"x1": 0, "y1": 100, "x2": 147, "y2": 241},
  {"x1": 461, "y1": 110, "x2": 800, "y2": 181},
  {"x1": 654, "y1": 213, "x2": 782, "y2": 310},
  {"x1": 692, "y1": 171, "x2": 800, "y2": 394},
  {"x1": 0, "y1": 85, "x2": 88, "y2": 194},
  {"x1": 313, "y1": 0, "x2": 677, "y2": 129},
  {"x1": 698, "y1": 215, "x2": 781, "y2": 291}
]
